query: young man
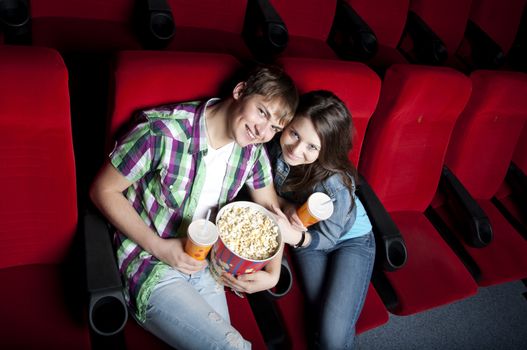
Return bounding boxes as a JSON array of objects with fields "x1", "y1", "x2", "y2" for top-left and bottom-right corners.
[{"x1": 90, "y1": 65, "x2": 298, "y2": 349}]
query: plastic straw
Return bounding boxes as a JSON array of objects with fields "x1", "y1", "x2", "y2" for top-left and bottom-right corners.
[{"x1": 201, "y1": 208, "x2": 212, "y2": 235}]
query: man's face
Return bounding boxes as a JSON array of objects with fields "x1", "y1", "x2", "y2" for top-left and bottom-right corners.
[{"x1": 229, "y1": 84, "x2": 287, "y2": 147}]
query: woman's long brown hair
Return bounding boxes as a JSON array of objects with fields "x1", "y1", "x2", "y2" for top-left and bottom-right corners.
[{"x1": 281, "y1": 90, "x2": 358, "y2": 208}]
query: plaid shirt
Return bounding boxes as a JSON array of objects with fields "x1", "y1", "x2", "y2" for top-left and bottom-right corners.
[{"x1": 110, "y1": 99, "x2": 272, "y2": 321}]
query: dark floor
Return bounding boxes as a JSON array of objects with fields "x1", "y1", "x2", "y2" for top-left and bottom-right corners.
[{"x1": 356, "y1": 280, "x2": 527, "y2": 350}]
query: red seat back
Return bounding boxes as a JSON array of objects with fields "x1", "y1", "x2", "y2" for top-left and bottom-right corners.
[
  {"x1": 359, "y1": 64, "x2": 472, "y2": 213},
  {"x1": 0, "y1": 46, "x2": 77, "y2": 268},
  {"x1": 30, "y1": 0, "x2": 140, "y2": 51},
  {"x1": 167, "y1": 0, "x2": 247, "y2": 34},
  {"x1": 347, "y1": 0, "x2": 409, "y2": 49},
  {"x1": 468, "y1": 0, "x2": 527, "y2": 54},
  {"x1": 410, "y1": 0, "x2": 473, "y2": 54},
  {"x1": 270, "y1": 0, "x2": 337, "y2": 41},
  {"x1": 445, "y1": 71, "x2": 527, "y2": 200},
  {"x1": 109, "y1": 50, "x2": 240, "y2": 147},
  {"x1": 279, "y1": 57, "x2": 381, "y2": 167}
]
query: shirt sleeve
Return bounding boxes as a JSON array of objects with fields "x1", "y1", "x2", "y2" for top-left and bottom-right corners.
[
  {"x1": 110, "y1": 116, "x2": 155, "y2": 182},
  {"x1": 245, "y1": 145, "x2": 273, "y2": 190}
]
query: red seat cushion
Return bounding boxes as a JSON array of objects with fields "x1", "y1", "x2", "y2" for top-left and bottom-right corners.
[
  {"x1": 0, "y1": 265, "x2": 90, "y2": 349},
  {"x1": 226, "y1": 292, "x2": 267, "y2": 350},
  {"x1": 435, "y1": 201, "x2": 527, "y2": 286},
  {"x1": 355, "y1": 284, "x2": 390, "y2": 334},
  {"x1": 386, "y1": 211, "x2": 478, "y2": 315}
]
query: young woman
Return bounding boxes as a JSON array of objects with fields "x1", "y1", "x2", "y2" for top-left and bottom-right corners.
[{"x1": 270, "y1": 90, "x2": 375, "y2": 349}]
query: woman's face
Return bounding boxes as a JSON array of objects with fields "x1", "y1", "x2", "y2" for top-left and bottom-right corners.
[{"x1": 280, "y1": 116, "x2": 321, "y2": 166}]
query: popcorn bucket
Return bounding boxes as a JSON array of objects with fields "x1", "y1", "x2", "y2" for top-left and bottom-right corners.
[{"x1": 209, "y1": 202, "x2": 282, "y2": 280}]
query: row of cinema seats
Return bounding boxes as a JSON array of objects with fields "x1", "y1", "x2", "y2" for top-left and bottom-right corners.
[
  {"x1": 1, "y1": 0, "x2": 527, "y2": 72},
  {"x1": 1, "y1": 43, "x2": 526, "y2": 349}
]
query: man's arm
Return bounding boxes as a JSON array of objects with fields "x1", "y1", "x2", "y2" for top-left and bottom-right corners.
[{"x1": 89, "y1": 161, "x2": 206, "y2": 274}]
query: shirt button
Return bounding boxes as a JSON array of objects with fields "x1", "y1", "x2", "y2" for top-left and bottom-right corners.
[{"x1": 169, "y1": 185, "x2": 173, "y2": 189}]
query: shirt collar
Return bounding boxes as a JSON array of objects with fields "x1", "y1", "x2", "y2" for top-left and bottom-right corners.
[{"x1": 189, "y1": 98, "x2": 221, "y2": 155}]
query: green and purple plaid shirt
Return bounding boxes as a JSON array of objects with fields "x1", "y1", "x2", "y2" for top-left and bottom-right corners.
[{"x1": 110, "y1": 99, "x2": 272, "y2": 321}]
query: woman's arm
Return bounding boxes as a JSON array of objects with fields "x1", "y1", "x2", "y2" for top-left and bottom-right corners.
[{"x1": 89, "y1": 162, "x2": 206, "y2": 274}]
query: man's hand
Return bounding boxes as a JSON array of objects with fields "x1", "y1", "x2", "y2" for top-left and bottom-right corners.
[
  {"x1": 221, "y1": 270, "x2": 279, "y2": 294},
  {"x1": 154, "y1": 237, "x2": 207, "y2": 274}
]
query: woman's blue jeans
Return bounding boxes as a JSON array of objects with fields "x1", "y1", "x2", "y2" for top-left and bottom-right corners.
[
  {"x1": 293, "y1": 231, "x2": 376, "y2": 349},
  {"x1": 141, "y1": 266, "x2": 251, "y2": 350}
]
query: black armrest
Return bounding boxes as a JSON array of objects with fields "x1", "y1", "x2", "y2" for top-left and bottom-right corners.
[
  {"x1": 464, "y1": 20, "x2": 505, "y2": 69},
  {"x1": 504, "y1": 162, "x2": 527, "y2": 219},
  {"x1": 134, "y1": 0, "x2": 176, "y2": 49},
  {"x1": 356, "y1": 174, "x2": 407, "y2": 271},
  {"x1": 243, "y1": 0, "x2": 288, "y2": 61},
  {"x1": 328, "y1": 0, "x2": 378, "y2": 61},
  {"x1": 0, "y1": 0, "x2": 31, "y2": 44},
  {"x1": 83, "y1": 207, "x2": 128, "y2": 336},
  {"x1": 403, "y1": 11, "x2": 448, "y2": 65},
  {"x1": 440, "y1": 166, "x2": 493, "y2": 247}
]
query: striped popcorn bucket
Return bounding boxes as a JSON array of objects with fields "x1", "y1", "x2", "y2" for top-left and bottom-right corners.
[{"x1": 209, "y1": 202, "x2": 282, "y2": 280}]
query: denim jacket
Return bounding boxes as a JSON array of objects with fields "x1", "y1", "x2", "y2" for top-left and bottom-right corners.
[{"x1": 269, "y1": 142, "x2": 364, "y2": 250}]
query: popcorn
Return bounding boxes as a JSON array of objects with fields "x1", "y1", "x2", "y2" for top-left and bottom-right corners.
[{"x1": 217, "y1": 206, "x2": 280, "y2": 260}]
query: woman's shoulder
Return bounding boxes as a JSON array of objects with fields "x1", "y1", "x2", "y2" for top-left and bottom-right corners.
[{"x1": 318, "y1": 172, "x2": 354, "y2": 195}]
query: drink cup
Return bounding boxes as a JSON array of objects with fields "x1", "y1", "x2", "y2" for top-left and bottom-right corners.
[
  {"x1": 296, "y1": 192, "x2": 334, "y2": 227},
  {"x1": 185, "y1": 219, "x2": 219, "y2": 260}
]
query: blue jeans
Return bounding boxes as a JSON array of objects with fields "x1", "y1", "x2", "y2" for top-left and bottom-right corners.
[
  {"x1": 293, "y1": 231, "x2": 375, "y2": 350},
  {"x1": 141, "y1": 266, "x2": 251, "y2": 350}
]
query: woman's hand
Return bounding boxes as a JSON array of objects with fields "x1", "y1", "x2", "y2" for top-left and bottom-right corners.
[
  {"x1": 221, "y1": 270, "x2": 279, "y2": 294},
  {"x1": 282, "y1": 202, "x2": 305, "y2": 230},
  {"x1": 153, "y1": 237, "x2": 207, "y2": 274},
  {"x1": 270, "y1": 204, "x2": 304, "y2": 246}
]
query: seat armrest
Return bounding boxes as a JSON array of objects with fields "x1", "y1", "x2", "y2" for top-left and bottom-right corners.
[
  {"x1": 328, "y1": 0, "x2": 378, "y2": 61},
  {"x1": 262, "y1": 256, "x2": 293, "y2": 299},
  {"x1": 83, "y1": 207, "x2": 128, "y2": 336},
  {"x1": 243, "y1": 0, "x2": 288, "y2": 61},
  {"x1": 504, "y1": 162, "x2": 527, "y2": 216},
  {"x1": 462, "y1": 20, "x2": 505, "y2": 69},
  {"x1": 506, "y1": 162, "x2": 527, "y2": 198},
  {"x1": 0, "y1": 0, "x2": 31, "y2": 44},
  {"x1": 440, "y1": 166, "x2": 493, "y2": 247},
  {"x1": 134, "y1": 0, "x2": 176, "y2": 49},
  {"x1": 402, "y1": 11, "x2": 448, "y2": 65},
  {"x1": 356, "y1": 174, "x2": 407, "y2": 271}
]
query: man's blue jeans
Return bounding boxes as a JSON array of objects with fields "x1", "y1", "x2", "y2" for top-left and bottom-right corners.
[
  {"x1": 141, "y1": 266, "x2": 251, "y2": 350},
  {"x1": 293, "y1": 231, "x2": 376, "y2": 349}
]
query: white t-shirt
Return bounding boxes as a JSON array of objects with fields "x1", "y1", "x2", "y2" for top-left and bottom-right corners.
[{"x1": 192, "y1": 141, "x2": 235, "y2": 221}]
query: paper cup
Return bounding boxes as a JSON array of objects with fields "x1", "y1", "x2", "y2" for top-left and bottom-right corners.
[
  {"x1": 296, "y1": 192, "x2": 334, "y2": 227},
  {"x1": 184, "y1": 219, "x2": 218, "y2": 260},
  {"x1": 209, "y1": 202, "x2": 282, "y2": 280}
]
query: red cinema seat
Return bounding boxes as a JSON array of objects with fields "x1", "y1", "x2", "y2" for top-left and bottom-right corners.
[
  {"x1": 432, "y1": 71, "x2": 527, "y2": 286},
  {"x1": 359, "y1": 64, "x2": 478, "y2": 315},
  {"x1": 105, "y1": 51, "x2": 267, "y2": 350},
  {"x1": 269, "y1": 0, "x2": 341, "y2": 59},
  {"x1": 493, "y1": 123, "x2": 527, "y2": 239},
  {"x1": 457, "y1": 0, "x2": 527, "y2": 69},
  {"x1": 165, "y1": 0, "x2": 252, "y2": 60},
  {"x1": 401, "y1": 0, "x2": 472, "y2": 70},
  {"x1": 0, "y1": 46, "x2": 90, "y2": 349},
  {"x1": 344, "y1": 0, "x2": 409, "y2": 71},
  {"x1": 269, "y1": 57, "x2": 389, "y2": 348},
  {"x1": 29, "y1": 0, "x2": 142, "y2": 52}
]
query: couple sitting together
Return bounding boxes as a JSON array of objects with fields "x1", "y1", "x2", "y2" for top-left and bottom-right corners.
[{"x1": 90, "y1": 64, "x2": 375, "y2": 350}]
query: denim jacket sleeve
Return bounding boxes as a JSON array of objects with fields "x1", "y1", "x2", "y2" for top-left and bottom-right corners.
[{"x1": 299, "y1": 175, "x2": 357, "y2": 250}]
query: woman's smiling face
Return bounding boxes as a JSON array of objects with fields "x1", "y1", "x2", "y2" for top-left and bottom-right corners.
[{"x1": 280, "y1": 115, "x2": 321, "y2": 166}]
